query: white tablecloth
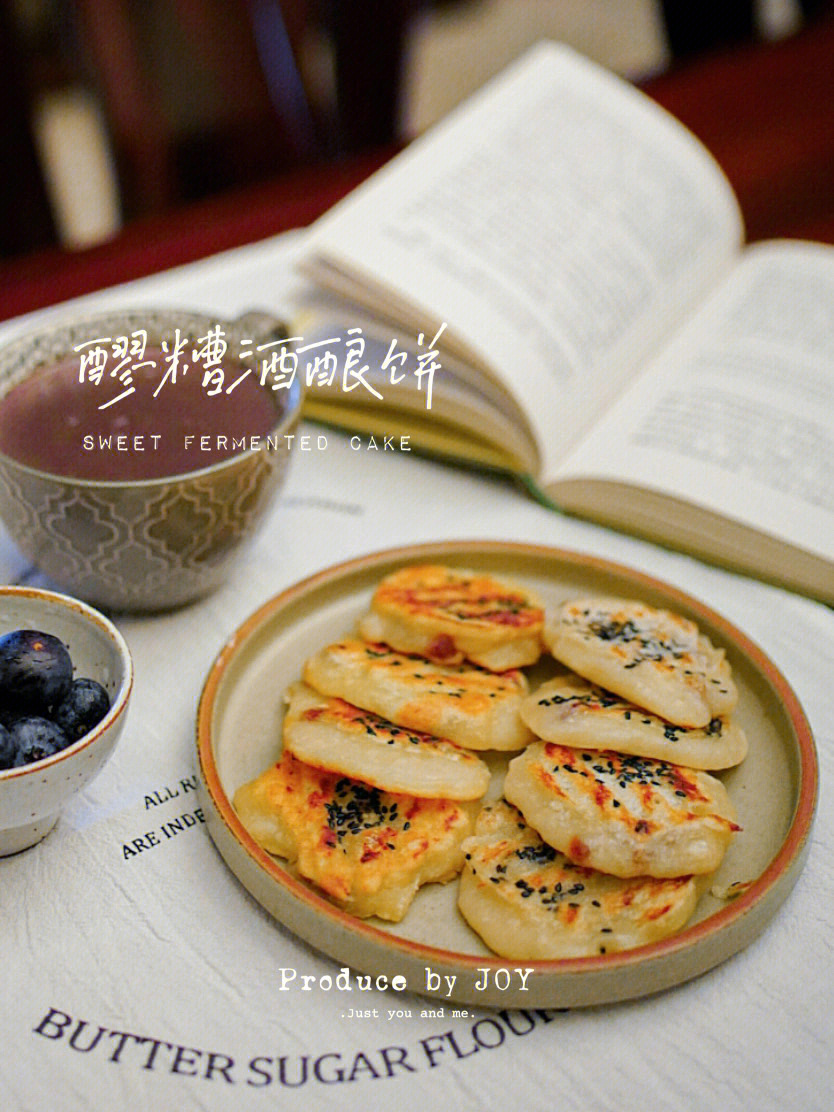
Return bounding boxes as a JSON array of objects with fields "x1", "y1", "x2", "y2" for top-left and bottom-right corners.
[{"x1": 1, "y1": 233, "x2": 832, "y2": 1112}]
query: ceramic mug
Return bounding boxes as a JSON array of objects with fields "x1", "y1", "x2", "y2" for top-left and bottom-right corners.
[{"x1": 0, "y1": 308, "x2": 301, "y2": 611}]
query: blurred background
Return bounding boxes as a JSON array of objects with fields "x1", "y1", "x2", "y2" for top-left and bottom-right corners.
[{"x1": 2, "y1": 0, "x2": 833, "y2": 259}]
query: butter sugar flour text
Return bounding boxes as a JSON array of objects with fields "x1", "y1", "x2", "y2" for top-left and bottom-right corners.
[{"x1": 32, "y1": 1003, "x2": 563, "y2": 1090}]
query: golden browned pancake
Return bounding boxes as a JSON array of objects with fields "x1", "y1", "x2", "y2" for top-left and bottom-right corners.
[
  {"x1": 503, "y1": 741, "x2": 739, "y2": 878},
  {"x1": 544, "y1": 598, "x2": 737, "y2": 728},
  {"x1": 522, "y1": 674, "x2": 747, "y2": 769},
  {"x1": 303, "y1": 639, "x2": 533, "y2": 751},
  {"x1": 233, "y1": 753, "x2": 478, "y2": 921},
  {"x1": 358, "y1": 564, "x2": 544, "y2": 671},
  {"x1": 457, "y1": 800, "x2": 699, "y2": 959},
  {"x1": 282, "y1": 682, "x2": 490, "y2": 800}
]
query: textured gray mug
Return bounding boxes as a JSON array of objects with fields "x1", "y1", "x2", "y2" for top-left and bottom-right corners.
[{"x1": 0, "y1": 308, "x2": 302, "y2": 611}]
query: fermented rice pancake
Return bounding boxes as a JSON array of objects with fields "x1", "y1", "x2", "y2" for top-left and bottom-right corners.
[
  {"x1": 283, "y1": 682, "x2": 490, "y2": 800},
  {"x1": 358, "y1": 564, "x2": 544, "y2": 671},
  {"x1": 504, "y1": 742, "x2": 739, "y2": 878},
  {"x1": 458, "y1": 800, "x2": 699, "y2": 959},
  {"x1": 233, "y1": 753, "x2": 478, "y2": 921},
  {"x1": 544, "y1": 598, "x2": 737, "y2": 728},
  {"x1": 303, "y1": 639, "x2": 534, "y2": 751},
  {"x1": 522, "y1": 675, "x2": 747, "y2": 770}
]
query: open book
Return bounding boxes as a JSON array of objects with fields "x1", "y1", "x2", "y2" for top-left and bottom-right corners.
[{"x1": 295, "y1": 43, "x2": 834, "y2": 604}]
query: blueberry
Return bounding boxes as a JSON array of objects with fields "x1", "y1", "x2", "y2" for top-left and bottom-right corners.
[
  {"x1": 53, "y1": 678, "x2": 111, "y2": 742},
  {"x1": 0, "y1": 722, "x2": 14, "y2": 769},
  {"x1": 10, "y1": 716, "x2": 70, "y2": 766},
  {"x1": 0, "y1": 629, "x2": 73, "y2": 714}
]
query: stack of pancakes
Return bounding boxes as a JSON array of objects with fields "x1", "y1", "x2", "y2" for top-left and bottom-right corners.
[
  {"x1": 234, "y1": 568, "x2": 746, "y2": 957},
  {"x1": 233, "y1": 565, "x2": 543, "y2": 922}
]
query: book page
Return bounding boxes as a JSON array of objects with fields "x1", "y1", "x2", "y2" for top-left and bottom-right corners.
[
  {"x1": 557, "y1": 241, "x2": 834, "y2": 564},
  {"x1": 302, "y1": 42, "x2": 742, "y2": 478}
]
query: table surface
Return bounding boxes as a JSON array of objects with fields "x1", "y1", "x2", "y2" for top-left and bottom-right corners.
[{"x1": 1, "y1": 28, "x2": 833, "y2": 1112}]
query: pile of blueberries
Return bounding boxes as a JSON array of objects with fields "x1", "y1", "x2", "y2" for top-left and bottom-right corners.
[{"x1": 0, "y1": 629, "x2": 110, "y2": 770}]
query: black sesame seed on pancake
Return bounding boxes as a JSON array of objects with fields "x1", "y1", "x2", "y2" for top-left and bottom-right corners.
[
  {"x1": 544, "y1": 598, "x2": 738, "y2": 728},
  {"x1": 522, "y1": 674, "x2": 747, "y2": 769},
  {"x1": 283, "y1": 682, "x2": 490, "y2": 800},
  {"x1": 458, "y1": 800, "x2": 699, "y2": 959},
  {"x1": 503, "y1": 741, "x2": 740, "y2": 878},
  {"x1": 233, "y1": 752, "x2": 478, "y2": 921},
  {"x1": 303, "y1": 639, "x2": 533, "y2": 751}
]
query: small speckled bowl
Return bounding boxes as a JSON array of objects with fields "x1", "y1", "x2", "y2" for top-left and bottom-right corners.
[
  {"x1": 0, "y1": 308, "x2": 300, "y2": 611},
  {"x1": 0, "y1": 586, "x2": 133, "y2": 855}
]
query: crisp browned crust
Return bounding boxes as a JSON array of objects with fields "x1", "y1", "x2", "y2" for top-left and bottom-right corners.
[
  {"x1": 458, "y1": 800, "x2": 699, "y2": 958},
  {"x1": 544, "y1": 598, "x2": 737, "y2": 727},
  {"x1": 522, "y1": 674, "x2": 747, "y2": 769},
  {"x1": 303, "y1": 639, "x2": 533, "y2": 750},
  {"x1": 504, "y1": 741, "x2": 740, "y2": 878},
  {"x1": 282, "y1": 682, "x2": 490, "y2": 799},
  {"x1": 233, "y1": 752, "x2": 478, "y2": 921},
  {"x1": 358, "y1": 565, "x2": 544, "y2": 670}
]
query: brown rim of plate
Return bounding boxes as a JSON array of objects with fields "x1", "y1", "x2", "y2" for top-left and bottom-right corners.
[{"x1": 196, "y1": 540, "x2": 818, "y2": 976}]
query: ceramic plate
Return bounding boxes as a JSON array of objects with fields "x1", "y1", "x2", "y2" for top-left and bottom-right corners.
[{"x1": 196, "y1": 542, "x2": 817, "y2": 1007}]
